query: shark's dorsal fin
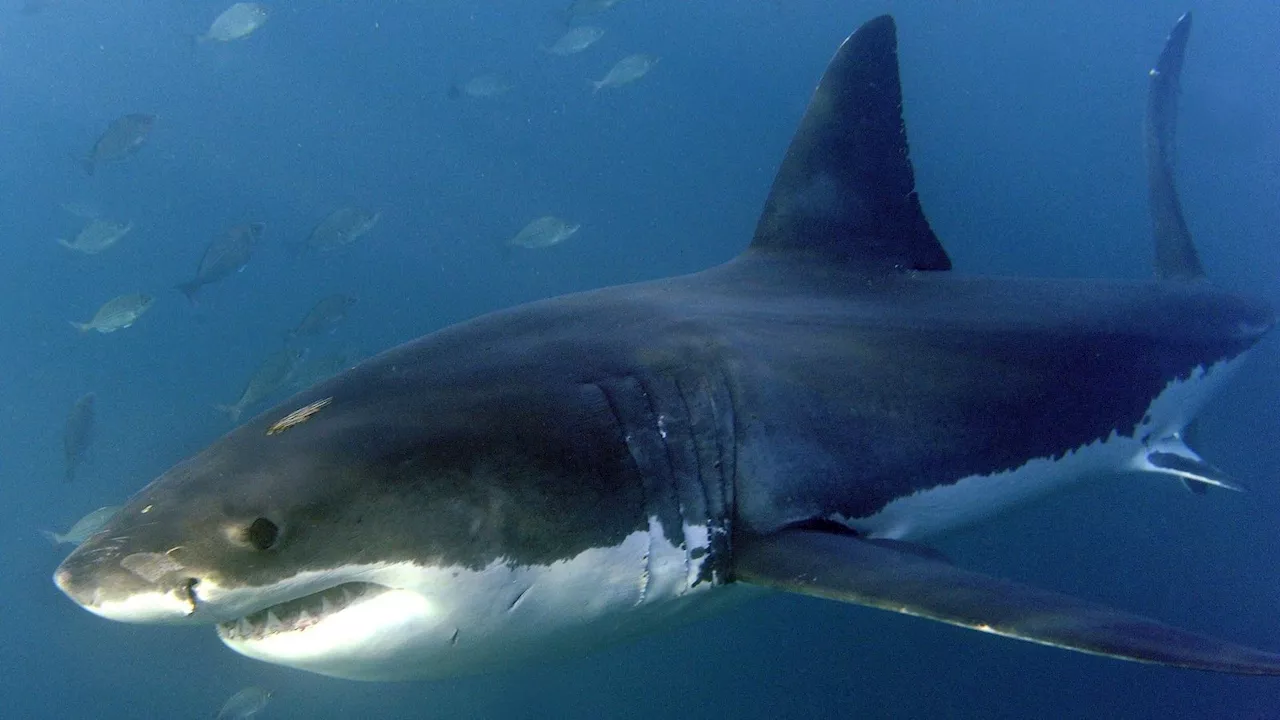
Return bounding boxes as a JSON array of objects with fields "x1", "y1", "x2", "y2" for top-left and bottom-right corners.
[
  {"x1": 748, "y1": 15, "x2": 950, "y2": 272},
  {"x1": 1146, "y1": 12, "x2": 1205, "y2": 281}
]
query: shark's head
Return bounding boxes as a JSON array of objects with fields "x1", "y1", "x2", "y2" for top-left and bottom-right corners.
[{"x1": 54, "y1": 319, "x2": 726, "y2": 680}]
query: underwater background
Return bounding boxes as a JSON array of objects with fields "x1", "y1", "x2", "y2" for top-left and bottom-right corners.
[{"x1": 2, "y1": 0, "x2": 1279, "y2": 717}]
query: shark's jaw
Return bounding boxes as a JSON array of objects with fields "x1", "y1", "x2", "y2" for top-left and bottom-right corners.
[
  {"x1": 59, "y1": 519, "x2": 728, "y2": 682},
  {"x1": 212, "y1": 575, "x2": 438, "y2": 681},
  {"x1": 214, "y1": 529, "x2": 726, "y2": 680},
  {"x1": 214, "y1": 582, "x2": 391, "y2": 643}
]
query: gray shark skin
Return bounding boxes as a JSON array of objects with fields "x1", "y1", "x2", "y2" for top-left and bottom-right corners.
[{"x1": 55, "y1": 14, "x2": 1280, "y2": 680}]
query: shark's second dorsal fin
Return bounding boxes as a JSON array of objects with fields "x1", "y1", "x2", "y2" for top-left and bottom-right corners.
[
  {"x1": 748, "y1": 15, "x2": 950, "y2": 272},
  {"x1": 1146, "y1": 12, "x2": 1205, "y2": 281}
]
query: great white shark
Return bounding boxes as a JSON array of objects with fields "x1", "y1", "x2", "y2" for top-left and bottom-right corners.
[{"x1": 55, "y1": 13, "x2": 1280, "y2": 680}]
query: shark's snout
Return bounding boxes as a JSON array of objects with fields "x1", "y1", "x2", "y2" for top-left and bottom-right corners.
[{"x1": 55, "y1": 547, "x2": 199, "y2": 623}]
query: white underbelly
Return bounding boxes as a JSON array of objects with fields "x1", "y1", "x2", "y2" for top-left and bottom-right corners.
[{"x1": 844, "y1": 353, "x2": 1248, "y2": 541}]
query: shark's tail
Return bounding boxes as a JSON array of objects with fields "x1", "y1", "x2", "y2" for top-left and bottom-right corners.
[{"x1": 1145, "y1": 12, "x2": 1204, "y2": 281}]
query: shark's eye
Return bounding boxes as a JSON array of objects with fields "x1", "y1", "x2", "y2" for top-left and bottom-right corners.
[{"x1": 245, "y1": 517, "x2": 280, "y2": 551}]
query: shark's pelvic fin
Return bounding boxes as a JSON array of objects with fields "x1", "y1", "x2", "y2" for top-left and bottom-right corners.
[
  {"x1": 1146, "y1": 12, "x2": 1205, "y2": 281},
  {"x1": 748, "y1": 15, "x2": 950, "y2": 272},
  {"x1": 1133, "y1": 432, "x2": 1245, "y2": 493},
  {"x1": 735, "y1": 530, "x2": 1280, "y2": 675}
]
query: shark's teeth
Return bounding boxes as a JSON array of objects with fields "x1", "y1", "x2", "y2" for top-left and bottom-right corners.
[{"x1": 216, "y1": 582, "x2": 388, "y2": 642}]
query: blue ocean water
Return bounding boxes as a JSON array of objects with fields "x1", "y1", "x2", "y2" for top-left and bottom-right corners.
[{"x1": 2, "y1": 0, "x2": 1278, "y2": 717}]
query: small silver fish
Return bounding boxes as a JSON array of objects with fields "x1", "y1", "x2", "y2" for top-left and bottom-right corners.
[
  {"x1": 591, "y1": 54, "x2": 658, "y2": 92},
  {"x1": 304, "y1": 208, "x2": 380, "y2": 255},
  {"x1": 289, "y1": 351, "x2": 356, "y2": 391},
  {"x1": 215, "y1": 686, "x2": 272, "y2": 719},
  {"x1": 545, "y1": 26, "x2": 605, "y2": 56},
  {"x1": 69, "y1": 294, "x2": 154, "y2": 333},
  {"x1": 176, "y1": 222, "x2": 265, "y2": 302},
  {"x1": 217, "y1": 347, "x2": 306, "y2": 423},
  {"x1": 507, "y1": 216, "x2": 581, "y2": 250},
  {"x1": 288, "y1": 294, "x2": 357, "y2": 340},
  {"x1": 57, "y1": 219, "x2": 133, "y2": 255},
  {"x1": 200, "y1": 3, "x2": 269, "y2": 43},
  {"x1": 448, "y1": 73, "x2": 513, "y2": 100},
  {"x1": 42, "y1": 506, "x2": 121, "y2": 546},
  {"x1": 82, "y1": 114, "x2": 154, "y2": 176}
]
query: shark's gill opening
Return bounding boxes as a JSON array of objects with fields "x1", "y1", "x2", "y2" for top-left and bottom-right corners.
[{"x1": 216, "y1": 582, "x2": 388, "y2": 641}]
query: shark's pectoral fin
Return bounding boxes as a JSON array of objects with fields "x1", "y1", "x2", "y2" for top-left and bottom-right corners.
[{"x1": 734, "y1": 529, "x2": 1280, "y2": 675}]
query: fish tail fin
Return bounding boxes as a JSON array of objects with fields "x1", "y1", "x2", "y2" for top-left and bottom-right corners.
[
  {"x1": 40, "y1": 530, "x2": 65, "y2": 546},
  {"x1": 68, "y1": 321, "x2": 91, "y2": 333},
  {"x1": 590, "y1": 80, "x2": 604, "y2": 93},
  {"x1": 175, "y1": 281, "x2": 200, "y2": 305},
  {"x1": 447, "y1": 84, "x2": 463, "y2": 100},
  {"x1": 55, "y1": 238, "x2": 72, "y2": 250},
  {"x1": 215, "y1": 403, "x2": 243, "y2": 423},
  {"x1": 80, "y1": 157, "x2": 95, "y2": 176}
]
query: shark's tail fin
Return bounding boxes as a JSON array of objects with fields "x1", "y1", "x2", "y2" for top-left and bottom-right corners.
[{"x1": 1146, "y1": 12, "x2": 1205, "y2": 281}]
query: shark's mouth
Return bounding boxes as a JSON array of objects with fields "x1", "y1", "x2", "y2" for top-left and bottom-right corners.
[{"x1": 215, "y1": 582, "x2": 389, "y2": 642}]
